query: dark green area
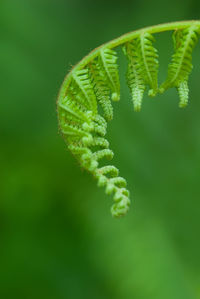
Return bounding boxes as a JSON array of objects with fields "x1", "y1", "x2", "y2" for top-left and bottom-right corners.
[{"x1": 1, "y1": 0, "x2": 200, "y2": 298}]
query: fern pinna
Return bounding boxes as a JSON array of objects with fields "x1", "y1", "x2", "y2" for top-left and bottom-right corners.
[{"x1": 57, "y1": 21, "x2": 200, "y2": 218}]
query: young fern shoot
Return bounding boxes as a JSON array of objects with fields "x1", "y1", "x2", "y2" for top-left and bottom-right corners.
[{"x1": 57, "y1": 21, "x2": 200, "y2": 218}]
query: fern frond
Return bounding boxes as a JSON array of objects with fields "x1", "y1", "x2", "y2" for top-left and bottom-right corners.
[
  {"x1": 88, "y1": 60, "x2": 113, "y2": 121},
  {"x1": 137, "y1": 32, "x2": 159, "y2": 96},
  {"x1": 123, "y1": 32, "x2": 159, "y2": 111},
  {"x1": 160, "y1": 25, "x2": 199, "y2": 107},
  {"x1": 123, "y1": 42, "x2": 146, "y2": 111},
  {"x1": 57, "y1": 21, "x2": 200, "y2": 218},
  {"x1": 59, "y1": 96, "x2": 89, "y2": 123},
  {"x1": 98, "y1": 48, "x2": 120, "y2": 102},
  {"x1": 71, "y1": 69, "x2": 97, "y2": 114}
]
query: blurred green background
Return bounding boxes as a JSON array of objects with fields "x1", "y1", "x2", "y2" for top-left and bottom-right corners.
[{"x1": 1, "y1": 0, "x2": 200, "y2": 298}]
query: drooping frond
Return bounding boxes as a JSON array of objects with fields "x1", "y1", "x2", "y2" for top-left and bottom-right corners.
[
  {"x1": 123, "y1": 42, "x2": 146, "y2": 111},
  {"x1": 57, "y1": 21, "x2": 200, "y2": 218},
  {"x1": 137, "y1": 32, "x2": 159, "y2": 96},
  {"x1": 160, "y1": 25, "x2": 200, "y2": 107},
  {"x1": 98, "y1": 48, "x2": 120, "y2": 102},
  {"x1": 88, "y1": 59, "x2": 113, "y2": 121},
  {"x1": 123, "y1": 32, "x2": 159, "y2": 111}
]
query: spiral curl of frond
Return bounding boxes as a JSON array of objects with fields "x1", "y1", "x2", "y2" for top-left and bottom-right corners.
[{"x1": 58, "y1": 66, "x2": 130, "y2": 217}]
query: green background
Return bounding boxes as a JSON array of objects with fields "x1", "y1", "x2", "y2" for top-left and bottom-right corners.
[{"x1": 1, "y1": 0, "x2": 200, "y2": 298}]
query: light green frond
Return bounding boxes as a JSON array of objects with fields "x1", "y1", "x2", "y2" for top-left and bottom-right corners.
[
  {"x1": 160, "y1": 25, "x2": 199, "y2": 107},
  {"x1": 123, "y1": 32, "x2": 159, "y2": 111},
  {"x1": 57, "y1": 21, "x2": 200, "y2": 218},
  {"x1": 123, "y1": 42, "x2": 146, "y2": 111},
  {"x1": 59, "y1": 96, "x2": 90, "y2": 123},
  {"x1": 127, "y1": 32, "x2": 159, "y2": 96},
  {"x1": 88, "y1": 60, "x2": 113, "y2": 121},
  {"x1": 138, "y1": 32, "x2": 159, "y2": 96},
  {"x1": 71, "y1": 69, "x2": 97, "y2": 114},
  {"x1": 61, "y1": 124, "x2": 87, "y2": 138},
  {"x1": 98, "y1": 48, "x2": 120, "y2": 101}
]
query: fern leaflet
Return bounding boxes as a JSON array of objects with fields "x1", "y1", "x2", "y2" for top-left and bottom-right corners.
[
  {"x1": 160, "y1": 25, "x2": 199, "y2": 106},
  {"x1": 98, "y1": 48, "x2": 120, "y2": 102}
]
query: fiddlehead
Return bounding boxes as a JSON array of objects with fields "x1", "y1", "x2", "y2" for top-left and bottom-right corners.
[{"x1": 57, "y1": 21, "x2": 200, "y2": 218}]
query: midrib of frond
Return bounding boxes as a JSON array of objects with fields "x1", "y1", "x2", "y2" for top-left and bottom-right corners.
[
  {"x1": 140, "y1": 33, "x2": 153, "y2": 85},
  {"x1": 169, "y1": 26, "x2": 196, "y2": 85}
]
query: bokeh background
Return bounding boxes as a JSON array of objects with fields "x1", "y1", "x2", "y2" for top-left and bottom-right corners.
[{"x1": 1, "y1": 0, "x2": 200, "y2": 298}]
